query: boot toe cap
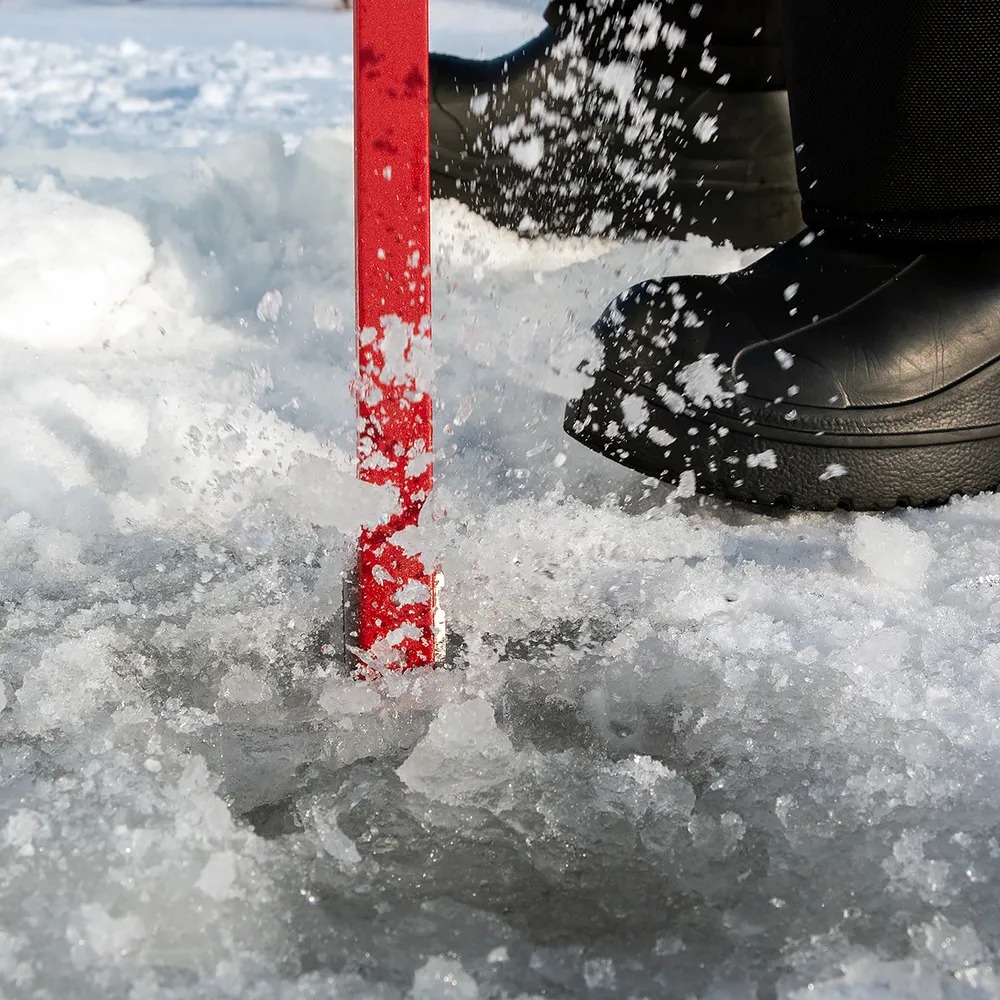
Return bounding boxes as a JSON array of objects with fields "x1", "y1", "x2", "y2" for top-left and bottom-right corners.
[{"x1": 592, "y1": 274, "x2": 769, "y2": 409}]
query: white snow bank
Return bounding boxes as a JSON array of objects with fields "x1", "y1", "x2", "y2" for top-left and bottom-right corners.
[{"x1": 0, "y1": 180, "x2": 154, "y2": 347}]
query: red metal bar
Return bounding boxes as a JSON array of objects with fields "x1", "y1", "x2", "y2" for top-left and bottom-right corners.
[{"x1": 353, "y1": 0, "x2": 440, "y2": 671}]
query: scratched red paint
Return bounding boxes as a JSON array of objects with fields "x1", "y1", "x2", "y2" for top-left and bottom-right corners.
[{"x1": 353, "y1": 0, "x2": 439, "y2": 671}]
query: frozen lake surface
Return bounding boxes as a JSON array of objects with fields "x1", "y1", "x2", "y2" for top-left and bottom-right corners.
[{"x1": 2, "y1": 2, "x2": 1000, "y2": 997}]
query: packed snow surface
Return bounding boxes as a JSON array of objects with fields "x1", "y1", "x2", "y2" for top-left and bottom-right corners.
[{"x1": 3, "y1": 2, "x2": 1000, "y2": 998}]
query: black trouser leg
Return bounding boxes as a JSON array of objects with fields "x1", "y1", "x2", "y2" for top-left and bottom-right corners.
[
  {"x1": 544, "y1": 0, "x2": 786, "y2": 90},
  {"x1": 785, "y1": 0, "x2": 1000, "y2": 244}
]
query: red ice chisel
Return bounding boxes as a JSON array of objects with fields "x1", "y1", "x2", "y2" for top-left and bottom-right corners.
[{"x1": 350, "y1": 0, "x2": 443, "y2": 673}]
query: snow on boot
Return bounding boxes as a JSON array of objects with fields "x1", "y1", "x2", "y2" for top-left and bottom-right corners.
[
  {"x1": 429, "y1": 27, "x2": 803, "y2": 248},
  {"x1": 565, "y1": 232, "x2": 1000, "y2": 510}
]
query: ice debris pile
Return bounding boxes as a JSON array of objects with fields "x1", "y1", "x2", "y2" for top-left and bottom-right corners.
[{"x1": 4, "y1": 7, "x2": 1000, "y2": 998}]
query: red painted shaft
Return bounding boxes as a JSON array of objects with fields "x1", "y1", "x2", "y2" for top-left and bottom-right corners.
[{"x1": 353, "y1": 0, "x2": 438, "y2": 670}]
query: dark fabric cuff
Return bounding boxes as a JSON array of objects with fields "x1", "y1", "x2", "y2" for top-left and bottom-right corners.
[
  {"x1": 786, "y1": 0, "x2": 1000, "y2": 247},
  {"x1": 803, "y1": 205, "x2": 1000, "y2": 247}
]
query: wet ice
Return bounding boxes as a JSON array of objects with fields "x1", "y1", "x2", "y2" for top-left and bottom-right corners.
[{"x1": 2, "y1": 2, "x2": 1000, "y2": 998}]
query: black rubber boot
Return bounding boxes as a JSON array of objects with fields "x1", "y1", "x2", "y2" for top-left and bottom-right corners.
[
  {"x1": 565, "y1": 234, "x2": 1000, "y2": 510},
  {"x1": 430, "y1": 26, "x2": 803, "y2": 248}
]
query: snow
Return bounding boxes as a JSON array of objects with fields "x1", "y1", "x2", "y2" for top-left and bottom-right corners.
[
  {"x1": 1, "y1": 1, "x2": 1000, "y2": 998},
  {"x1": 0, "y1": 182, "x2": 155, "y2": 347},
  {"x1": 411, "y1": 957, "x2": 480, "y2": 1000},
  {"x1": 676, "y1": 352, "x2": 735, "y2": 407},
  {"x1": 850, "y1": 517, "x2": 937, "y2": 592},
  {"x1": 693, "y1": 112, "x2": 719, "y2": 143},
  {"x1": 746, "y1": 448, "x2": 778, "y2": 470}
]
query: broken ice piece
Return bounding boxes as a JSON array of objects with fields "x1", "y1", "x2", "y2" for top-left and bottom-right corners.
[
  {"x1": 774, "y1": 348, "x2": 795, "y2": 370},
  {"x1": 746, "y1": 450, "x2": 778, "y2": 470},
  {"x1": 819, "y1": 463, "x2": 848, "y2": 480}
]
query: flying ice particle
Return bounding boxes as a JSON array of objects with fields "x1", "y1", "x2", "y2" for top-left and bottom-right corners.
[
  {"x1": 774, "y1": 348, "x2": 795, "y2": 369},
  {"x1": 746, "y1": 450, "x2": 778, "y2": 470},
  {"x1": 819, "y1": 463, "x2": 848, "y2": 480},
  {"x1": 256, "y1": 290, "x2": 283, "y2": 323}
]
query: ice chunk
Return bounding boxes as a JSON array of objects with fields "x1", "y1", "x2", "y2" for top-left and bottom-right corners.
[
  {"x1": 411, "y1": 957, "x2": 478, "y2": 1000},
  {"x1": 819, "y1": 463, "x2": 848, "y2": 480},
  {"x1": 746, "y1": 449, "x2": 777, "y2": 470},
  {"x1": 653, "y1": 936, "x2": 685, "y2": 956},
  {"x1": 15, "y1": 626, "x2": 123, "y2": 735},
  {"x1": 397, "y1": 699, "x2": 517, "y2": 806},
  {"x1": 647, "y1": 426, "x2": 675, "y2": 448},
  {"x1": 676, "y1": 354, "x2": 732, "y2": 408},
  {"x1": 255, "y1": 288, "x2": 283, "y2": 322},
  {"x1": 692, "y1": 114, "x2": 718, "y2": 143},
  {"x1": 787, "y1": 957, "x2": 947, "y2": 999},
  {"x1": 620, "y1": 393, "x2": 649, "y2": 431},
  {"x1": 508, "y1": 136, "x2": 545, "y2": 171},
  {"x1": 3, "y1": 809, "x2": 49, "y2": 858},
  {"x1": 670, "y1": 469, "x2": 697, "y2": 499},
  {"x1": 218, "y1": 663, "x2": 274, "y2": 705},
  {"x1": 912, "y1": 915, "x2": 987, "y2": 969},
  {"x1": 318, "y1": 678, "x2": 382, "y2": 718},
  {"x1": 304, "y1": 797, "x2": 361, "y2": 869},
  {"x1": 688, "y1": 811, "x2": 746, "y2": 858},
  {"x1": 68, "y1": 904, "x2": 146, "y2": 967},
  {"x1": 195, "y1": 850, "x2": 238, "y2": 901},
  {"x1": 849, "y1": 517, "x2": 936, "y2": 590},
  {"x1": 883, "y1": 831, "x2": 953, "y2": 905},
  {"x1": 582, "y1": 957, "x2": 616, "y2": 990}
]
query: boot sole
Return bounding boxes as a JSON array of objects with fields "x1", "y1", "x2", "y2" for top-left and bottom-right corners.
[{"x1": 564, "y1": 368, "x2": 1000, "y2": 510}]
